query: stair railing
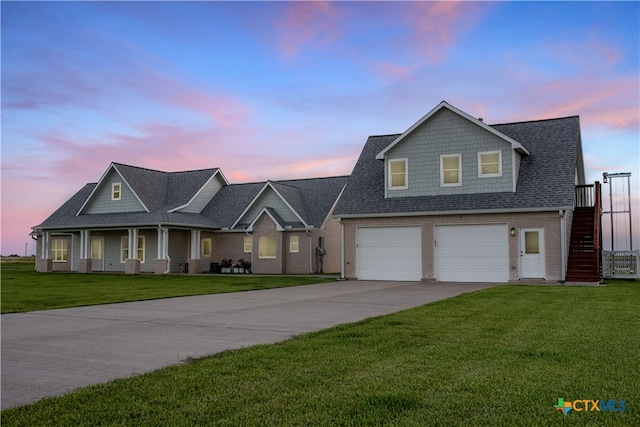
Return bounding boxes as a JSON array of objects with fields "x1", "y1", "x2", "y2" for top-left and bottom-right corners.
[{"x1": 593, "y1": 182, "x2": 602, "y2": 279}]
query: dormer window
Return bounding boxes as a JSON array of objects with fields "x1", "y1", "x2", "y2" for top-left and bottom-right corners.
[
  {"x1": 478, "y1": 151, "x2": 502, "y2": 177},
  {"x1": 388, "y1": 159, "x2": 408, "y2": 190},
  {"x1": 441, "y1": 154, "x2": 461, "y2": 186},
  {"x1": 112, "y1": 183, "x2": 122, "y2": 200}
]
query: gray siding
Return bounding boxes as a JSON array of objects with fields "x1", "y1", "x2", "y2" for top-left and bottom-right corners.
[
  {"x1": 96, "y1": 230, "x2": 157, "y2": 272},
  {"x1": 386, "y1": 108, "x2": 514, "y2": 197},
  {"x1": 238, "y1": 187, "x2": 300, "y2": 225},
  {"x1": 83, "y1": 170, "x2": 146, "y2": 214},
  {"x1": 179, "y1": 174, "x2": 225, "y2": 213}
]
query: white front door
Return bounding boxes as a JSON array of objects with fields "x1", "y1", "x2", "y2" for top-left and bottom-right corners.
[
  {"x1": 91, "y1": 237, "x2": 104, "y2": 271},
  {"x1": 520, "y1": 228, "x2": 545, "y2": 278}
]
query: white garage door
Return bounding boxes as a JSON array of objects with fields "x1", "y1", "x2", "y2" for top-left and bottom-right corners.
[
  {"x1": 356, "y1": 227, "x2": 421, "y2": 281},
  {"x1": 435, "y1": 224, "x2": 508, "y2": 282}
]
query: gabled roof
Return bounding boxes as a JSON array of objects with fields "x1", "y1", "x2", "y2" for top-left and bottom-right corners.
[
  {"x1": 38, "y1": 163, "x2": 224, "y2": 230},
  {"x1": 375, "y1": 101, "x2": 530, "y2": 160},
  {"x1": 35, "y1": 183, "x2": 221, "y2": 230},
  {"x1": 76, "y1": 162, "x2": 221, "y2": 215},
  {"x1": 230, "y1": 181, "x2": 308, "y2": 230},
  {"x1": 334, "y1": 115, "x2": 582, "y2": 218},
  {"x1": 202, "y1": 175, "x2": 349, "y2": 230},
  {"x1": 248, "y1": 207, "x2": 288, "y2": 231}
]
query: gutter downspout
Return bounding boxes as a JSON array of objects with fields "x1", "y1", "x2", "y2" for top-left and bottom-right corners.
[
  {"x1": 559, "y1": 210, "x2": 566, "y2": 282},
  {"x1": 307, "y1": 230, "x2": 313, "y2": 274},
  {"x1": 339, "y1": 219, "x2": 345, "y2": 280}
]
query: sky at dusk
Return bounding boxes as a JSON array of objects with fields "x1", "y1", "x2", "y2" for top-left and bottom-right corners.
[{"x1": 2, "y1": 1, "x2": 639, "y2": 256}]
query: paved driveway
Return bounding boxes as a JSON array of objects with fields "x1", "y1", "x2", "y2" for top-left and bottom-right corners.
[{"x1": 1, "y1": 280, "x2": 498, "y2": 409}]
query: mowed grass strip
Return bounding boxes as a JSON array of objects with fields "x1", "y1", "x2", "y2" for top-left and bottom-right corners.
[
  {"x1": 0, "y1": 263, "x2": 337, "y2": 313},
  {"x1": 2, "y1": 281, "x2": 639, "y2": 426}
]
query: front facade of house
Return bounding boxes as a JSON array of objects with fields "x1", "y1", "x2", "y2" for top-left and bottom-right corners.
[
  {"x1": 333, "y1": 101, "x2": 588, "y2": 283},
  {"x1": 34, "y1": 101, "x2": 596, "y2": 283},
  {"x1": 33, "y1": 163, "x2": 347, "y2": 275}
]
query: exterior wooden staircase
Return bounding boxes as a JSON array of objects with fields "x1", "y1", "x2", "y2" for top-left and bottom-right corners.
[{"x1": 566, "y1": 184, "x2": 602, "y2": 282}]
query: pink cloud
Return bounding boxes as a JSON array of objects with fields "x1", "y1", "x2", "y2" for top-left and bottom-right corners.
[
  {"x1": 404, "y1": 1, "x2": 489, "y2": 62},
  {"x1": 372, "y1": 61, "x2": 415, "y2": 81},
  {"x1": 503, "y1": 75, "x2": 639, "y2": 131},
  {"x1": 275, "y1": 1, "x2": 341, "y2": 59}
]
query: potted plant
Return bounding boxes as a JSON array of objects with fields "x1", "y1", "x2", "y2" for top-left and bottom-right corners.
[
  {"x1": 221, "y1": 258, "x2": 232, "y2": 273},
  {"x1": 237, "y1": 258, "x2": 245, "y2": 274},
  {"x1": 242, "y1": 260, "x2": 251, "y2": 273}
]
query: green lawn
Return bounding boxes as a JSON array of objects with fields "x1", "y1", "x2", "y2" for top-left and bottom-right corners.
[
  {"x1": 2, "y1": 280, "x2": 638, "y2": 426},
  {"x1": 0, "y1": 262, "x2": 336, "y2": 313}
]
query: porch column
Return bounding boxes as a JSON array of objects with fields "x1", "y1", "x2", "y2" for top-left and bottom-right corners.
[
  {"x1": 188, "y1": 229, "x2": 202, "y2": 274},
  {"x1": 155, "y1": 226, "x2": 170, "y2": 274},
  {"x1": 37, "y1": 231, "x2": 53, "y2": 273},
  {"x1": 125, "y1": 228, "x2": 140, "y2": 274},
  {"x1": 78, "y1": 230, "x2": 92, "y2": 274}
]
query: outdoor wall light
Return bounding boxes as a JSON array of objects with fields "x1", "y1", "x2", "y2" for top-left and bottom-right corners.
[{"x1": 510, "y1": 227, "x2": 516, "y2": 236}]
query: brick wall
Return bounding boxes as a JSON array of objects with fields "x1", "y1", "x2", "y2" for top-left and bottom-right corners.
[{"x1": 342, "y1": 211, "x2": 564, "y2": 282}]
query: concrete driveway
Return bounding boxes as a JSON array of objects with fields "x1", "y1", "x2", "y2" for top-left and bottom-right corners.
[{"x1": 1, "y1": 280, "x2": 498, "y2": 409}]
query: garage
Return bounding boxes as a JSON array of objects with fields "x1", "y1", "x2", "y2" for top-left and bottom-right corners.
[
  {"x1": 435, "y1": 224, "x2": 509, "y2": 282},
  {"x1": 356, "y1": 226, "x2": 422, "y2": 281}
]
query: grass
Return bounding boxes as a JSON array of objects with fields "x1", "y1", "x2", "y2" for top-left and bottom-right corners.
[
  {"x1": 0, "y1": 260, "x2": 337, "y2": 313},
  {"x1": 2, "y1": 280, "x2": 639, "y2": 425}
]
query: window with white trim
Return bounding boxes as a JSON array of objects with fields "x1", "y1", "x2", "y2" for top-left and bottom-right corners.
[
  {"x1": 201, "y1": 238, "x2": 212, "y2": 258},
  {"x1": 388, "y1": 159, "x2": 408, "y2": 190},
  {"x1": 112, "y1": 182, "x2": 122, "y2": 200},
  {"x1": 440, "y1": 154, "x2": 461, "y2": 186},
  {"x1": 259, "y1": 236, "x2": 276, "y2": 259},
  {"x1": 478, "y1": 151, "x2": 502, "y2": 177},
  {"x1": 290, "y1": 235, "x2": 299, "y2": 253},
  {"x1": 121, "y1": 235, "x2": 145, "y2": 263},
  {"x1": 51, "y1": 238, "x2": 68, "y2": 262},
  {"x1": 243, "y1": 236, "x2": 253, "y2": 253}
]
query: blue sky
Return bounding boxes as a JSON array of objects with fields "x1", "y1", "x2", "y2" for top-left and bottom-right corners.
[{"x1": 2, "y1": 1, "x2": 639, "y2": 255}]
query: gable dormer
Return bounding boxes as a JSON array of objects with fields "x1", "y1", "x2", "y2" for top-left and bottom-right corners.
[
  {"x1": 376, "y1": 102, "x2": 529, "y2": 198},
  {"x1": 77, "y1": 164, "x2": 148, "y2": 215}
]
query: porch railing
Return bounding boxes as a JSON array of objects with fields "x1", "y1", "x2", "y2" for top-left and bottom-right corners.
[
  {"x1": 575, "y1": 184, "x2": 596, "y2": 207},
  {"x1": 602, "y1": 251, "x2": 640, "y2": 279}
]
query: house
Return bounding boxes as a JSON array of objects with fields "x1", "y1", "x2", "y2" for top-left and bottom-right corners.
[
  {"x1": 32, "y1": 162, "x2": 348, "y2": 275},
  {"x1": 332, "y1": 101, "x2": 601, "y2": 283}
]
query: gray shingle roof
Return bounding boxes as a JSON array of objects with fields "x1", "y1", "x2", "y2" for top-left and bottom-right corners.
[
  {"x1": 35, "y1": 163, "x2": 348, "y2": 232},
  {"x1": 333, "y1": 116, "x2": 581, "y2": 217},
  {"x1": 202, "y1": 176, "x2": 349, "y2": 229}
]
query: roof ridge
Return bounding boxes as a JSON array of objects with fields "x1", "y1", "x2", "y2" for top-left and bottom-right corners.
[
  {"x1": 113, "y1": 162, "x2": 219, "y2": 175},
  {"x1": 490, "y1": 115, "x2": 579, "y2": 126},
  {"x1": 113, "y1": 162, "x2": 168, "y2": 175}
]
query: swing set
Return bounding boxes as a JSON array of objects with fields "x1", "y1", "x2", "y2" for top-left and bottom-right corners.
[{"x1": 601, "y1": 172, "x2": 639, "y2": 278}]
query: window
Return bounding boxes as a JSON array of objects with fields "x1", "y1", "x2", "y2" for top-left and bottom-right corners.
[
  {"x1": 388, "y1": 159, "x2": 408, "y2": 189},
  {"x1": 259, "y1": 236, "x2": 276, "y2": 259},
  {"x1": 478, "y1": 151, "x2": 502, "y2": 177},
  {"x1": 243, "y1": 235, "x2": 253, "y2": 253},
  {"x1": 290, "y1": 236, "x2": 299, "y2": 253},
  {"x1": 51, "y1": 238, "x2": 68, "y2": 262},
  {"x1": 201, "y1": 238, "x2": 212, "y2": 258},
  {"x1": 440, "y1": 154, "x2": 461, "y2": 186},
  {"x1": 121, "y1": 235, "x2": 145, "y2": 263},
  {"x1": 112, "y1": 182, "x2": 122, "y2": 200}
]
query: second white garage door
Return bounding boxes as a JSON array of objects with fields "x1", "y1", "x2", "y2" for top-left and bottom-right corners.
[
  {"x1": 356, "y1": 227, "x2": 422, "y2": 281},
  {"x1": 435, "y1": 224, "x2": 509, "y2": 282}
]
